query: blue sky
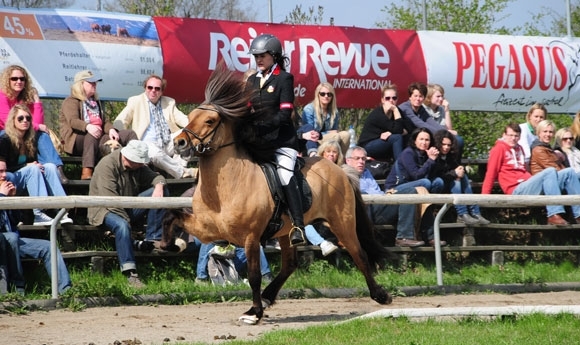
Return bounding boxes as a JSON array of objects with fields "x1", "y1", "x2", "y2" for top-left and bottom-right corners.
[{"x1": 70, "y1": 0, "x2": 565, "y2": 31}]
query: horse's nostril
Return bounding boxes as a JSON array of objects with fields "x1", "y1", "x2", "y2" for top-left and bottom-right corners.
[{"x1": 176, "y1": 139, "x2": 185, "y2": 148}]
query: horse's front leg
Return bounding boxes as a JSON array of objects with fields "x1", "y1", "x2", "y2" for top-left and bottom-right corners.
[{"x1": 238, "y1": 240, "x2": 264, "y2": 325}]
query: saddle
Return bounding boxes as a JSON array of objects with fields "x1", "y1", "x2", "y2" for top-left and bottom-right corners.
[{"x1": 260, "y1": 157, "x2": 312, "y2": 243}]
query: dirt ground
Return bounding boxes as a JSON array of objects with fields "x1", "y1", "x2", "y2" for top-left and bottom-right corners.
[{"x1": 2, "y1": 291, "x2": 580, "y2": 345}]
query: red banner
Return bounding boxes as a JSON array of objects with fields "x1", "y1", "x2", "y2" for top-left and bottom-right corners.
[{"x1": 154, "y1": 17, "x2": 426, "y2": 108}]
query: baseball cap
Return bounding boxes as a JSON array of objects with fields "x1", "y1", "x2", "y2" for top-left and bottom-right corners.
[{"x1": 74, "y1": 70, "x2": 103, "y2": 83}]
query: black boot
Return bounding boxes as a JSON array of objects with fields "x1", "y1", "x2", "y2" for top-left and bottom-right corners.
[{"x1": 283, "y1": 177, "x2": 307, "y2": 247}]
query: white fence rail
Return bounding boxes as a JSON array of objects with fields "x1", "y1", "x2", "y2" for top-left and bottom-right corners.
[{"x1": 4, "y1": 195, "x2": 580, "y2": 299}]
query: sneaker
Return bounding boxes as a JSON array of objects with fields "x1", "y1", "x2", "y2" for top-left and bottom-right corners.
[
  {"x1": 319, "y1": 240, "x2": 339, "y2": 256},
  {"x1": 457, "y1": 213, "x2": 479, "y2": 226},
  {"x1": 471, "y1": 214, "x2": 491, "y2": 225},
  {"x1": 182, "y1": 167, "x2": 198, "y2": 179},
  {"x1": 265, "y1": 239, "x2": 281, "y2": 251},
  {"x1": 395, "y1": 238, "x2": 425, "y2": 247},
  {"x1": 133, "y1": 240, "x2": 155, "y2": 252},
  {"x1": 127, "y1": 272, "x2": 145, "y2": 288},
  {"x1": 195, "y1": 277, "x2": 210, "y2": 285},
  {"x1": 33, "y1": 212, "x2": 54, "y2": 226},
  {"x1": 262, "y1": 273, "x2": 274, "y2": 284},
  {"x1": 60, "y1": 213, "x2": 73, "y2": 224}
]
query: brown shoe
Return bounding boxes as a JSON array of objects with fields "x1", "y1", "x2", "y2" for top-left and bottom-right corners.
[
  {"x1": 81, "y1": 167, "x2": 93, "y2": 180},
  {"x1": 428, "y1": 239, "x2": 447, "y2": 247},
  {"x1": 547, "y1": 214, "x2": 568, "y2": 226},
  {"x1": 57, "y1": 165, "x2": 69, "y2": 185},
  {"x1": 575, "y1": 217, "x2": 580, "y2": 224},
  {"x1": 395, "y1": 238, "x2": 425, "y2": 247}
]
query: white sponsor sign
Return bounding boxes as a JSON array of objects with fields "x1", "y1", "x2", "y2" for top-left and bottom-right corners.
[{"x1": 0, "y1": 8, "x2": 162, "y2": 101}]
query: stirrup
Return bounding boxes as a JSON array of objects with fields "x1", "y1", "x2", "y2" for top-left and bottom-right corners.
[{"x1": 289, "y1": 226, "x2": 306, "y2": 247}]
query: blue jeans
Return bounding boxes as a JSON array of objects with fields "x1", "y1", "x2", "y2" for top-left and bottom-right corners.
[
  {"x1": 369, "y1": 186, "x2": 417, "y2": 239},
  {"x1": 449, "y1": 175, "x2": 481, "y2": 216},
  {"x1": 8, "y1": 163, "x2": 66, "y2": 197},
  {"x1": 194, "y1": 239, "x2": 270, "y2": 280},
  {"x1": 1, "y1": 232, "x2": 71, "y2": 293},
  {"x1": 37, "y1": 131, "x2": 64, "y2": 166},
  {"x1": 305, "y1": 224, "x2": 324, "y2": 245},
  {"x1": 393, "y1": 177, "x2": 444, "y2": 194},
  {"x1": 101, "y1": 187, "x2": 168, "y2": 272},
  {"x1": 513, "y1": 167, "x2": 580, "y2": 217},
  {"x1": 363, "y1": 134, "x2": 404, "y2": 161}
]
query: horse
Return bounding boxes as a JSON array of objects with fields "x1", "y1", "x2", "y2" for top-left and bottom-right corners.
[{"x1": 161, "y1": 63, "x2": 392, "y2": 325}]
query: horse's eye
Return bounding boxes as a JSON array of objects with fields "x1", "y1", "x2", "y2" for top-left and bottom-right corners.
[{"x1": 206, "y1": 119, "x2": 215, "y2": 125}]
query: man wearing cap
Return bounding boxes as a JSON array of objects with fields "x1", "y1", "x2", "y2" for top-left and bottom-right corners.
[
  {"x1": 60, "y1": 70, "x2": 137, "y2": 180},
  {"x1": 87, "y1": 140, "x2": 168, "y2": 287},
  {"x1": 113, "y1": 74, "x2": 196, "y2": 179}
]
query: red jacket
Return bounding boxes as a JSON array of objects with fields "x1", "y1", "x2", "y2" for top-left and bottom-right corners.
[{"x1": 482, "y1": 139, "x2": 530, "y2": 194}]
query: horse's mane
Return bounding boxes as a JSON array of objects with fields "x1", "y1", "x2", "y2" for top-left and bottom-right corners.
[{"x1": 203, "y1": 63, "x2": 276, "y2": 162}]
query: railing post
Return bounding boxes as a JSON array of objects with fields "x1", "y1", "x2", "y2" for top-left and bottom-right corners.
[
  {"x1": 434, "y1": 203, "x2": 451, "y2": 286},
  {"x1": 50, "y1": 208, "x2": 68, "y2": 299}
]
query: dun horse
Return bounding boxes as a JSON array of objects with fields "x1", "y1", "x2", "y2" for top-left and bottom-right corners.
[{"x1": 162, "y1": 64, "x2": 392, "y2": 324}]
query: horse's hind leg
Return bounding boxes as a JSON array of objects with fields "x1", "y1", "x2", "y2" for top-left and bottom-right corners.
[
  {"x1": 346, "y1": 244, "x2": 392, "y2": 304},
  {"x1": 261, "y1": 236, "x2": 298, "y2": 306}
]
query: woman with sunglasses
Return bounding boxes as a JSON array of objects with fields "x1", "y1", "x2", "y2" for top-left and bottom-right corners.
[
  {"x1": 298, "y1": 82, "x2": 350, "y2": 157},
  {"x1": 554, "y1": 127, "x2": 580, "y2": 174},
  {"x1": 0, "y1": 104, "x2": 73, "y2": 225},
  {"x1": 0, "y1": 65, "x2": 69, "y2": 184},
  {"x1": 60, "y1": 70, "x2": 136, "y2": 180},
  {"x1": 358, "y1": 84, "x2": 405, "y2": 162}
]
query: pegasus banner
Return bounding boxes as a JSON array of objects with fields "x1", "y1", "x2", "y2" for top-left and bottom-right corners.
[{"x1": 2, "y1": 8, "x2": 580, "y2": 112}]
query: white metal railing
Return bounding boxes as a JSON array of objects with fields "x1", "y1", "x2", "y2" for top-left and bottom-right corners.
[{"x1": 4, "y1": 194, "x2": 580, "y2": 298}]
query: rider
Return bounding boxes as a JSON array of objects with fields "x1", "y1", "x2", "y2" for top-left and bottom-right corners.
[{"x1": 246, "y1": 33, "x2": 306, "y2": 246}]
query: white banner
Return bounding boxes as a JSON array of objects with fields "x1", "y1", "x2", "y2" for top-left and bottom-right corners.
[
  {"x1": 418, "y1": 31, "x2": 580, "y2": 113},
  {"x1": 0, "y1": 8, "x2": 162, "y2": 101}
]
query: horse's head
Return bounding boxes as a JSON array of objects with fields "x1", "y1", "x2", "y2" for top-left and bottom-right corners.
[{"x1": 174, "y1": 104, "x2": 232, "y2": 157}]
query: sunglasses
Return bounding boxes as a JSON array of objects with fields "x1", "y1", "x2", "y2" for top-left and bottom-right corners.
[
  {"x1": 10, "y1": 77, "x2": 26, "y2": 82},
  {"x1": 319, "y1": 92, "x2": 333, "y2": 97},
  {"x1": 17, "y1": 115, "x2": 32, "y2": 123},
  {"x1": 146, "y1": 85, "x2": 161, "y2": 91},
  {"x1": 384, "y1": 96, "x2": 398, "y2": 101},
  {"x1": 562, "y1": 137, "x2": 574, "y2": 141}
]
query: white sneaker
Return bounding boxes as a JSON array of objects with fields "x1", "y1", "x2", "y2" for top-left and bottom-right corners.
[
  {"x1": 320, "y1": 240, "x2": 339, "y2": 256},
  {"x1": 33, "y1": 212, "x2": 54, "y2": 226},
  {"x1": 60, "y1": 213, "x2": 73, "y2": 224}
]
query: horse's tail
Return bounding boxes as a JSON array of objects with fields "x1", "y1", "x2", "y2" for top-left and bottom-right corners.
[
  {"x1": 343, "y1": 165, "x2": 392, "y2": 271},
  {"x1": 160, "y1": 209, "x2": 186, "y2": 252}
]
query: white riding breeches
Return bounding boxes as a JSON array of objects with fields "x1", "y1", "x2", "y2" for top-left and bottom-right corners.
[{"x1": 275, "y1": 147, "x2": 297, "y2": 186}]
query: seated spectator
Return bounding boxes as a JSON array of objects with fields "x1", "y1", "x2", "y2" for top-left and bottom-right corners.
[
  {"x1": 357, "y1": 84, "x2": 404, "y2": 161},
  {"x1": 433, "y1": 129, "x2": 490, "y2": 225},
  {"x1": 345, "y1": 146, "x2": 445, "y2": 247},
  {"x1": 384, "y1": 127, "x2": 444, "y2": 193},
  {"x1": 0, "y1": 65, "x2": 69, "y2": 184},
  {"x1": 570, "y1": 110, "x2": 580, "y2": 150},
  {"x1": 0, "y1": 104, "x2": 73, "y2": 225},
  {"x1": 113, "y1": 74, "x2": 196, "y2": 179},
  {"x1": 482, "y1": 123, "x2": 580, "y2": 225},
  {"x1": 87, "y1": 140, "x2": 169, "y2": 287},
  {"x1": 0, "y1": 157, "x2": 72, "y2": 295},
  {"x1": 518, "y1": 103, "x2": 547, "y2": 165},
  {"x1": 423, "y1": 84, "x2": 454, "y2": 131},
  {"x1": 297, "y1": 82, "x2": 350, "y2": 156},
  {"x1": 530, "y1": 120, "x2": 567, "y2": 175},
  {"x1": 554, "y1": 127, "x2": 580, "y2": 174},
  {"x1": 399, "y1": 82, "x2": 464, "y2": 158},
  {"x1": 317, "y1": 139, "x2": 345, "y2": 165},
  {"x1": 60, "y1": 70, "x2": 138, "y2": 180}
]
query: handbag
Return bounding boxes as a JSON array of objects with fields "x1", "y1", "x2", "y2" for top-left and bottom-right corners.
[{"x1": 365, "y1": 160, "x2": 391, "y2": 180}]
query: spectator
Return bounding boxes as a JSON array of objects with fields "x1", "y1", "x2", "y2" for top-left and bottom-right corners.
[
  {"x1": 518, "y1": 103, "x2": 547, "y2": 164},
  {"x1": 423, "y1": 84, "x2": 453, "y2": 131},
  {"x1": 297, "y1": 82, "x2": 350, "y2": 156},
  {"x1": 554, "y1": 127, "x2": 580, "y2": 174},
  {"x1": 0, "y1": 104, "x2": 73, "y2": 225},
  {"x1": 399, "y1": 82, "x2": 464, "y2": 158},
  {"x1": 529, "y1": 120, "x2": 567, "y2": 175},
  {"x1": 317, "y1": 139, "x2": 344, "y2": 165},
  {"x1": 433, "y1": 129, "x2": 490, "y2": 225},
  {"x1": 345, "y1": 146, "x2": 444, "y2": 247},
  {"x1": 87, "y1": 140, "x2": 169, "y2": 287},
  {"x1": 570, "y1": 110, "x2": 580, "y2": 150},
  {"x1": 245, "y1": 33, "x2": 305, "y2": 246},
  {"x1": 384, "y1": 127, "x2": 444, "y2": 193},
  {"x1": 0, "y1": 65, "x2": 69, "y2": 184},
  {"x1": 482, "y1": 123, "x2": 580, "y2": 225},
  {"x1": 60, "y1": 70, "x2": 138, "y2": 180},
  {"x1": 113, "y1": 74, "x2": 195, "y2": 179},
  {"x1": 357, "y1": 84, "x2": 405, "y2": 162},
  {"x1": 0, "y1": 157, "x2": 72, "y2": 295}
]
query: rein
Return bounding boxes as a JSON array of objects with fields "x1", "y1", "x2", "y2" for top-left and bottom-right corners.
[{"x1": 181, "y1": 105, "x2": 235, "y2": 155}]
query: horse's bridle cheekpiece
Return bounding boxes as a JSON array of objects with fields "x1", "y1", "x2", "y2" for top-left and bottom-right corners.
[{"x1": 180, "y1": 104, "x2": 234, "y2": 155}]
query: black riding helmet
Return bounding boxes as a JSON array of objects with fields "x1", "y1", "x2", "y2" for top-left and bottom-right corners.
[{"x1": 248, "y1": 34, "x2": 282, "y2": 57}]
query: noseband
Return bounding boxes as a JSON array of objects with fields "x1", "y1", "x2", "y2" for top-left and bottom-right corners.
[{"x1": 180, "y1": 105, "x2": 234, "y2": 155}]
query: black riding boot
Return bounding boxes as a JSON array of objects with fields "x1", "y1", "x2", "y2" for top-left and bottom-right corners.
[{"x1": 283, "y1": 176, "x2": 307, "y2": 246}]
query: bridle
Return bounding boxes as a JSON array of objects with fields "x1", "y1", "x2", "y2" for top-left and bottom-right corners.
[{"x1": 180, "y1": 104, "x2": 235, "y2": 155}]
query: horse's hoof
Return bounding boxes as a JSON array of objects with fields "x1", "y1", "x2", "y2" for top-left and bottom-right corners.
[{"x1": 238, "y1": 314, "x2": 260, "y2": 325}]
